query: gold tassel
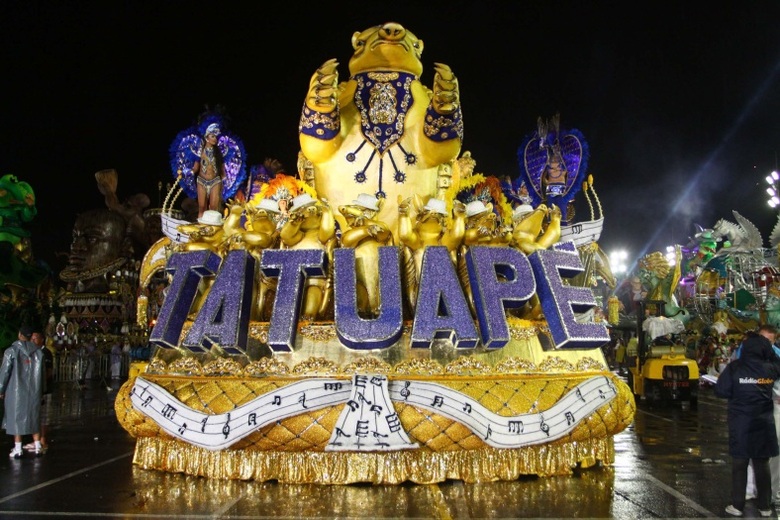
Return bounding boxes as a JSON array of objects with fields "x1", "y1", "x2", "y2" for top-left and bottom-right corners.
[
  {"x1": 137, "y1": 294, "x2": 148, "y2": 329},
  {"x1": 608, "y1": 295, "x2": 620, "y2": 325}
]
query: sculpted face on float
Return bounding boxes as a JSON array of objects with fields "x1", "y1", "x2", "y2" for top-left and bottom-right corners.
[
  {"x1": 149, "y1": 242, "x2": 610, "y2": 355},
  {"x1": 60, "y1": 208, "x2": 131, "y2": 293}
]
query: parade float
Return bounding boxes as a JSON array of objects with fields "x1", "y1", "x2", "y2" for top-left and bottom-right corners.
[
  {"x1": 114, "y1": 21, "x2": 635, "y2": 484},
  {"x1": 51, "y1": 169, "x2": 157, "y2": 354},
  {"x1": 606, "y1": 208, "x2": 780, "y2": 404},
  {"x1": 687, "y1": 211, "x2": 780, "y2": 333},
  {"x1": 0, "y1": 174, "x2": 52, "y2": 349}
]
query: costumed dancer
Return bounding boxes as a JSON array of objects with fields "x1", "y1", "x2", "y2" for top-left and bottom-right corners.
[
  {"x1": 248, "y1": 172, "x2": 317, "y2": 230},
  {"x1": 516, "y1": 113, "x2": 589, "y2": 224},
  {"x1": 169, "y1": 110, "x2": 247, "y2": 221},
  {"x1": 194, "y1": 123, "x2": 225, "y2": 218}
]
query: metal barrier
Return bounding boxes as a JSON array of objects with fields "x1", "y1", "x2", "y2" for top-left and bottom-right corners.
[{"x1": 53, "y1": 351, "x2": 132, "y2": 383}]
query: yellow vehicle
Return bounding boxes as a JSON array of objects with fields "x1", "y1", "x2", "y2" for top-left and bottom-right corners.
[{"x1": 627, "y1": 300, "x2": 700, "y2": 408}]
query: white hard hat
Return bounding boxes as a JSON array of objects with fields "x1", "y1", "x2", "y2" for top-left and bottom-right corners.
[
  {"x1": 352, "y1": 193, "x2": 379, "y2": 211},
  {"x1": 465, "y1": 200, "x2": 489, "y2": 217},
  {"x1": 197, "y1": 210, "x2": 224, "y2": 226},
  {"x1": 423, "y1": 198, "x2": 448, "y2": 215}
]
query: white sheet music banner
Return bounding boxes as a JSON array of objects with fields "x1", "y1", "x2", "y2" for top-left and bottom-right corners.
[{"x1": 130, "y1": 374, "x2": 617, "y2": 451}]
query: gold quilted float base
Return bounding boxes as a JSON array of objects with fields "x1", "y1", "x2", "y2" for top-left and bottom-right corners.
[
  {"x1": 116, "y1": 367, "x2": 634, "y2": 484},
  {"x1": 131, "y1": 435, "x2": 614, "y2": 484}
]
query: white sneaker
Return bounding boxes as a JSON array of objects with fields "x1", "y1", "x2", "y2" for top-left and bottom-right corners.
[
  {"x1": 759, "y1": 509, "x2": 773, "y2": 517},
  {"x1": 725, "y1": 505, "x2": 743, "y2": 517}
]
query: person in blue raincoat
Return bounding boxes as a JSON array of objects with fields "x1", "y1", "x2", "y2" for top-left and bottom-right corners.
[
  {"x1": 0, "y1": 324, "x2": 45, "y2": 458},
  {"x1": 716, "y1": 324, "x2": 780, "y2": 517}
]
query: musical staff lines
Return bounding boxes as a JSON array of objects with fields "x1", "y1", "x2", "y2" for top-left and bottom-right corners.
[
  {"x1": 131, "y1": 375, "x2": 616, "y2": 451},
  {"x1": 130, "y1": 377, "x2": 351, "y2": 451},
  {"x1": 387, "y1": 376, "x2": 617, "y2": 448}
]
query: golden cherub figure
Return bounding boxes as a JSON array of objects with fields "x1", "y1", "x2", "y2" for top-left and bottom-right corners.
[
  {"x1": 177, "y1": 209, "x2": 227, "y2": 255},
  {"x1": 462, "y1": 200, "x2": 511, "y2": 248},
  {"x1": 458, "y1": 200, "x2": 511, "y2": 316},
  {"x1": 510, "y1": 203, "x2": 562, "y2": 255},
  {"x1": 242, "y1": 199, "x2": 281, "y2": 254},
  {"x1": 220, "y1": 203, "x2": 251, "y2": 253},
  {"x1": 279, "y1": 193, "x2": 336, "y2": 321},
  {"x1": 175, "y1": 209, "x2": 229, "y2": 319},
  {"x1": 338, "y1": 193, "x2": 393, "y2": 317},
  {"x1": 508, "y1": 203, "x2": 562, "y2": 320},
  {"x1": 243, "y1": 199, "x2": 283, "y2": 321},
  {"x1": 398, "y1": 195, "x2": 466, "y2": 312}
]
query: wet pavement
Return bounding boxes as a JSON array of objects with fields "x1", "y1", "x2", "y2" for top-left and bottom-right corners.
[{"x1": 0, "y1": 375, "x2": 771, "y2": 519}]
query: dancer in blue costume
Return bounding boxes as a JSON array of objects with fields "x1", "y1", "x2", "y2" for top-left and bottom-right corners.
[{"x1": 169, "y1": 109, "x2": 247, "y2": 220}]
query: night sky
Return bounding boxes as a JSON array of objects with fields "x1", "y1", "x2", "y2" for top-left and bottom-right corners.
[{"x1": 5, "y1": 1, "x2": 780, "y2": 276}]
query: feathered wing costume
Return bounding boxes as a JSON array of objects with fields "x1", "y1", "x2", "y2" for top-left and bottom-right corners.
[
  {"x1": 516, "y1": 114, "x2": 589, "y2": 223},
  {"x1": 169, "y1": 113, "x2": 247, "y2": 204}
]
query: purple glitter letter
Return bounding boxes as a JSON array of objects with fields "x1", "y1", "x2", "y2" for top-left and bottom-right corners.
[
  {"x1": 182, "y1": 250, "x2": 256, "y2": 354},
  {"x1": 150, "y1": 250, "x2": 221, "y2": 349},
  {"x1": 410, "y1": 246, "x2": 479, "y2": 349},
  {"x1": 466, "y1": 246, "x2": 536, "y2": 349},
  {"x1": 260, "y1": 249, "x2": 326, "y2": 352},
  {"x1": 528, "y1": 241, "x2": 610, "y2": 348},
  {"x1": 333, "y1": 246, "x2": 403, "y2": 350}
]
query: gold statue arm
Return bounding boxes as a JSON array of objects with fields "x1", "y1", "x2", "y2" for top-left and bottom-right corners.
[
  {"x1": 441, "y1": 200, "x2": 466, "y2": 251},
  {"x1": 536, "y1": 205, "x2": 562, "y2": 250},
  {"x1": 340, "y1": 229, "x2": 367, "y2": 248},
  {"x1": 279, "y1": 212, "x2": 305, "y2": 247},
  {"x1": 318, "y1": 202, "x2": 336, "y2": 245},
  {"x1": 432, "y1": 62, "x2": 459, "y2": 114},
  {"x1": 397, "y1": 197, "x2": 422, "y2": 250},
  {"x1": 368, "y1": 223, "x2": 392, "y2": 245},
  {"x1": 305, "y1": 58, "x2": 339, "y2": 113},
  {"x1": 463, "y1": 227, "x2": 482, "y2": 247},
  {"x1": 242, "y1": 232, "x2": 277, "y2": 250}
]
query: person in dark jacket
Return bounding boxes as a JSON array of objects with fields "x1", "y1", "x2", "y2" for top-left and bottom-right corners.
[{"x1": 716, "y1": 324, "x2": 780, "y2": 517}]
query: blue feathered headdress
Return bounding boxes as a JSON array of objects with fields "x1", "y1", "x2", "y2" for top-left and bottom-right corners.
[
  {"x1": 168, "y1": 109, "x2": 247, "y2": 201},
  {"x1": 515, "y1": 114, "x2": 589, "y2": 220}
]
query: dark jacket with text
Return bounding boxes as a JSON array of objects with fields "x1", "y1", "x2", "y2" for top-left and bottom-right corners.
[{"x1": 715, "y1": 332, "x2": 780, "y2": 458}]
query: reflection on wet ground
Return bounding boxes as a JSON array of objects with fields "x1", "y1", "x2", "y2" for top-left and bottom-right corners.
[{"x1": 0, "y1": 377, "x2": 765, "y2": 518}]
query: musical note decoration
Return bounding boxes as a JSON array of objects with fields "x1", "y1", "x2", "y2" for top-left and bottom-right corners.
[
  {"x1": 326, "y1": 374, "x2": 418, "y2": 452},
  {"x1": 131, "y1": 375, "x2": 617, "y2": 451},
  {"x1": 387, "y1": 376, "x2": 617, "y2": 448},
  {"x1": 130, "y1": 377, "x2": 350, "y2": 451}
]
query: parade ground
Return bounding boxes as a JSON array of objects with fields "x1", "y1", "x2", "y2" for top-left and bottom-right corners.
[{"x1": 0, "y1": 374, "x2": 763, "y2": 519}]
